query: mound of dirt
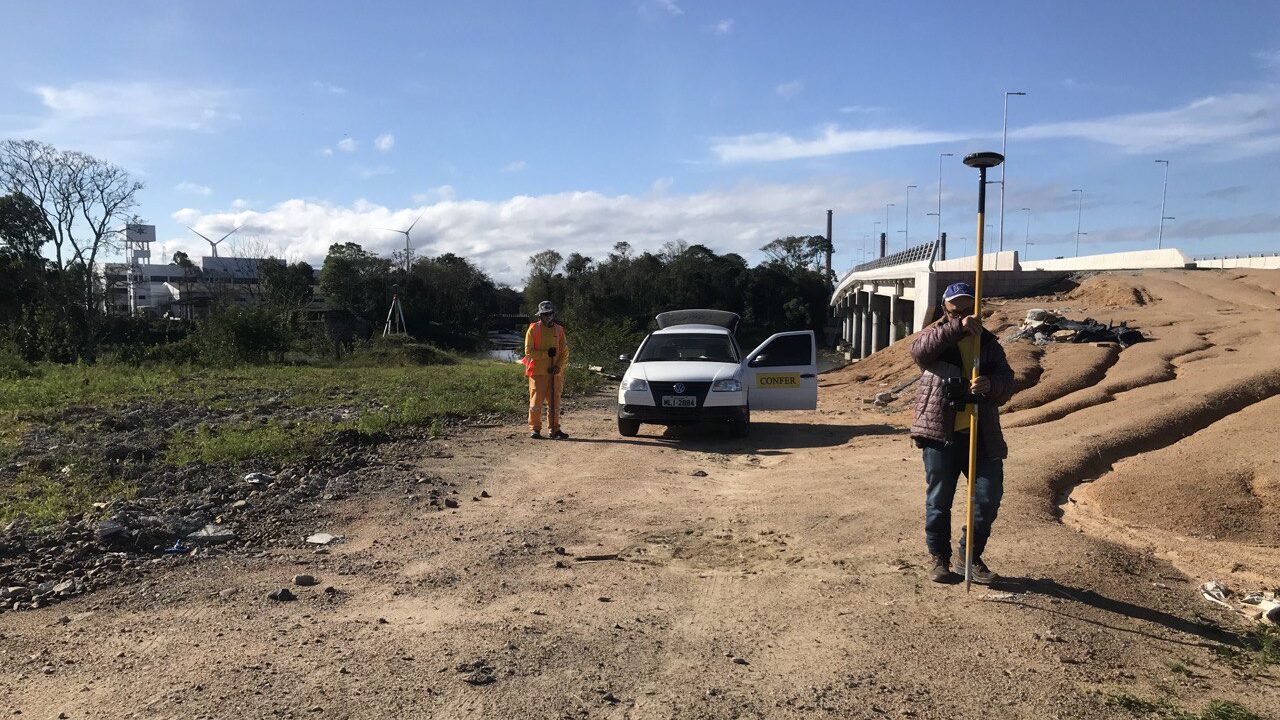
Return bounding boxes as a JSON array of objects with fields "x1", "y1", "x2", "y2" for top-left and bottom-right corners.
[{"x1": 1066, "y1": 274, "x2": 1157, "y2": 307}]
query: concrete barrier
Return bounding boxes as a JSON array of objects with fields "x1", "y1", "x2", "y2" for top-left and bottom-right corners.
[
  {"x1": 1020, "y1": 248, "x2": 1189, "y2": 271},
  {"x1": 1192, "y1": 255, "x2": 1280, "y2": 270}
]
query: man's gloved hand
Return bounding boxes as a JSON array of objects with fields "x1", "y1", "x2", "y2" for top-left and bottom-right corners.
[{"x1": 971, "y1": 376, "x2": 990, "y2": 395}]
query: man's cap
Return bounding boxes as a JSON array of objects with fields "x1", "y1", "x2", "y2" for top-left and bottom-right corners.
[
  {"x1": 537, "y1": 300, "x2": 556, "y2": 315},
  {"x1": 942, "y1": 282, "x2": 975, "y2": 302}
]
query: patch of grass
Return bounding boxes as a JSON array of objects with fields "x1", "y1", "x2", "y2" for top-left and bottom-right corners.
[
  {"x1": 0, "y1": 466, "x2": 136, "y2": 529},
  {"x1": 164, "y1": 420, "x2": 328, "y2": 466},
  {"x1": 1107, "y1": 694, "x2": 1184, "y2": 717},
  {"x1": 1164, "y1": 659, "x2": 1191, "y2": 676},
  {"x1": 1105, "y1": 694, "x2": 1260, "y2": 720},
  {"x1": 1241, "y1": 626, "x2": 1280, "y2": 667},
  {"x1": 1200, "y1": 701, "x2": 1260, "y2": 720},
  {"x1": 0, "y1": 360, "x2": 604, "y2": 420}
]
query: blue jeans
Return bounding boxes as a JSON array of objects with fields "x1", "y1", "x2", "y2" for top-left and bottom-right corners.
[{"x1": 922, "y1": 433, "x2": 1004, "y2": 563}]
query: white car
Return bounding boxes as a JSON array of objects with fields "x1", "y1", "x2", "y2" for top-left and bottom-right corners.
[{"x1": 616, "y1": 309, "x2": 818, "y2": 437}]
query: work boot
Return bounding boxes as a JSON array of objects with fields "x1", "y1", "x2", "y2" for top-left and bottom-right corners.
[
  {"x1": 530, "y1": 430, "x2": 543, "y2": 439},
  {"x1": 550, "y1": 430, "x2": 569, "y2": 440},
  {"x1": 929, "y1": 555, "x2": 951, "y2": 583},
  {"x1": 968, "y1": 559, "x2": 997, "y2": 585}
]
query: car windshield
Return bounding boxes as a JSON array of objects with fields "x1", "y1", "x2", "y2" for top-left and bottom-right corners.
[{"x1": 635, "y1": 333, "x2": 738, "y2": 363}]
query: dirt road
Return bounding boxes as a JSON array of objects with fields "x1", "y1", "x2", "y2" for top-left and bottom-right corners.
[{"x1": 2, "y1": 270, "x2": 1277, "y2": 719}]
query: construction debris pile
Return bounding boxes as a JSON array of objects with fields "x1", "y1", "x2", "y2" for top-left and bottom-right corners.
[
  {"x1": 1006, "y1": 309, "x2": 1145, "y2": 348},
  {"x1": 1201, "y1": 580, "x2": 1280, "y2": 627}
]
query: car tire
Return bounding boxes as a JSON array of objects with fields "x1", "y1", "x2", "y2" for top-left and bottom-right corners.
[
  {"x1": 618, "y1": 418, "x2": 641, "y2": 437},
  {"x1": 730, "y1": 409, "x2": 750, "y2": 438}
]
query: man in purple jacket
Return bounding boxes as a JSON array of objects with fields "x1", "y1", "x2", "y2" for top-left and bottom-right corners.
[{"x1": 909, "y1": 282, "x2": 1016, "y2": 584}]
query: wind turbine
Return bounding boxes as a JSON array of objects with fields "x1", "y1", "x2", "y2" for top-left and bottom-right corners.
[
  {"x1": 187, "y1": 224, "x2": 243, "y2": 258},
  {"x1": 378, "y1": 212, "x2": 424, "y2": 272}
]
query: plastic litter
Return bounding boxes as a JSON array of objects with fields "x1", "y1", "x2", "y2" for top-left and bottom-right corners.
[{"x1": 1200, "y1": 580, "x2": 1232, "y2": 609}]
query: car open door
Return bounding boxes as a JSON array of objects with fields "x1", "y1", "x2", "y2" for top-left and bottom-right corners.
[{"x1": 742, "y1": 331, "x2": 817, "y2": 410}]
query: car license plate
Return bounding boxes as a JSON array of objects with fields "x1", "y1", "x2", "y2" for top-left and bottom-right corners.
[{"x1": 661, "y1": 395, "x2": 696, "y2": 408}]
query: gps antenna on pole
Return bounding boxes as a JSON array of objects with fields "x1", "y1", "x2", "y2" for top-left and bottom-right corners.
[{"x1": 960, "y1": 151, "x2": 1004, "y2": 593}]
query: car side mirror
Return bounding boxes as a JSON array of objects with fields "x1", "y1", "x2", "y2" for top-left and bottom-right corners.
[
  {"x1": 618, "y1": 354, "x2": 631, "y2": 363},
  {"x1": 749, "y1": 354, "x2": 766, "y2": 366}
]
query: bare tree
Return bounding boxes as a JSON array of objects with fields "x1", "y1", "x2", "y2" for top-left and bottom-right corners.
[{"x1": 0, "y1": 139, "x2": 143, "y2": 308}]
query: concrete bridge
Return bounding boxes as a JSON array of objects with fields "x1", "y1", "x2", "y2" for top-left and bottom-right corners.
[{"x1": 830, "y1": 241, "x2": 1196, "y2": 360}]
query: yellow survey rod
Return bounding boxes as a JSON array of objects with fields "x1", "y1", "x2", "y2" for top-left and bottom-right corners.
[{"x1": 960, "y1": 151, "x2": 1003, "y2": 593}]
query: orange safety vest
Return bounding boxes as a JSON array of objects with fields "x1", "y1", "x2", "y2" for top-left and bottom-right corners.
[{"x1": 522, "y1": 321, "x2": 565, "y2": 377}]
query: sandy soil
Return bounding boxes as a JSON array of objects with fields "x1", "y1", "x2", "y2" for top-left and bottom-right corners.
[{"x1": 2, "y1": 269, "x2": 1278, "y2": 719}]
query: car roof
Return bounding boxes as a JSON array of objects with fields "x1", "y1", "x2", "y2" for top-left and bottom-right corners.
[{"x1": 651, "y1": 324, "x2": 732, "y2": 335}]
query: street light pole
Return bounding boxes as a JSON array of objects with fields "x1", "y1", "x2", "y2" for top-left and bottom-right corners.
[
  {"x1": 905, "y1": 185, "x2": 917, "y2": 249},
  {"x1": 937, "y1": 153, "x2": 953, "y2": 244},
  {"x1": 1072, "y1": 188, "x2": 1084, "y2": 256},
  {"x1": 1020, "y1": 207, "x2": 1031, "y2": 259},
  {"x1": 998, "y1": 91, "x2": 1027, "y2": 253},
  {"x1": 1155, "y1": 159, "x2": 1170, "y2": 249},
  {"x1": 885, "y1": 204, "x2": 895, "y2": 250}
]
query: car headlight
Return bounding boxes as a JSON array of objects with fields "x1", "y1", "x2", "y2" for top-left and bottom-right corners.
[
  {"x1": 711, "y1": 378, "x2": 742, "y2": 392},
  {"x1": 624, "y1": 378, "x2": 649, "y2": 391}
]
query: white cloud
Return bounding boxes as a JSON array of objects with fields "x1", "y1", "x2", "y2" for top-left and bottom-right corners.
[
  {"x1": 311, "y1": 80, "x2": 346, "y2": 94},
  {"x1": 412, "y1": 185, "x2": 456, "y2": 203},
  {"x1": 171, "y1": 208, "x2": 201, "y2": 225},
  {"x1": 231, "y1": 198, "x2": 251, "y2": 210},
  {"x1": 374, "y1": 133, "x2": 395, "y2": 152},
  {"x1": 4, "y1": 81, "x2": 239, "y2": 166},
  {"x1": 337, "y1": 137, "x2": 357, "y2": 153},
  {"x1": 321, "y1": 147, "x2": 334, "y2": 157},
  {"x1": 175, "y1": 181, "x2": 212, "y2": 196},
  {"x1": 1013, "y1": 90, "x2": 1280, "y2": 156},
  {"x1": 501, "y1": 160, "x2": 527, "y2": 174},
  {"x1": 711, "y1": 124, "x2": 967, "y2": 163},
  {"x1": 1255, "y1": 49, "x2": 1280, "y2": 69},
  {"x1": 641, "y1": 0, "x2": 683, "y2": 17},
  {"x1": 839, "y1": 105, "x2": 881, "y2": 114},
  {"x1": 712, "y1": 18, "x2": 733, "y2": 36},
  {"x1": 355, "y1": 164, "x2": 394, "y2": 179},
  {"x1": 173, "y1": 180, "x2": 896, "y2": 286},
  {"x1": 650, "y1": 177, "x2": 674, "y2": 194},
  {"x1": 775, "y1": 80, "x2": 804, "y2": 100}
]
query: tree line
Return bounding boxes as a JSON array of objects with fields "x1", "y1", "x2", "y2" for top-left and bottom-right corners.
[{"x1": 2, "y1": 138, "x2": 834, "y2": 369}]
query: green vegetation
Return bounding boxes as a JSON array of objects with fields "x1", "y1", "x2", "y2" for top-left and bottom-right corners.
[
  {"x1": 0, "y1": 359, "x2": 602, "y2": 526},
  {"x1": 0, "y1": 466, "x2": 136, "y2": 528},
  {"x1": 1105, "y1": 694, "x2": 1260, "y2": 720}
]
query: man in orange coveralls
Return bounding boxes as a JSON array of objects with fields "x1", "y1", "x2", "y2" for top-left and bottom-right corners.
[{"x1": 523, "y1": 300, "x2": 570, "y2": 439}]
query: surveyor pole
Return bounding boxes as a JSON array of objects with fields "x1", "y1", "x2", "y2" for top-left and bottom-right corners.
[{"x1": 961, "y1": 151, "x2": 1004, "y2": 592}]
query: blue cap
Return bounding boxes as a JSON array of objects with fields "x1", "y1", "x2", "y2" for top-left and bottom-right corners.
[{"x1": 942, "y1": 282, "x2": 974, "y2": 302}]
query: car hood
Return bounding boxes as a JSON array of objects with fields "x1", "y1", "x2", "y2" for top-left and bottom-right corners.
[{"x1": 630, "y1": 361, "x2": 740, "y2": 383}]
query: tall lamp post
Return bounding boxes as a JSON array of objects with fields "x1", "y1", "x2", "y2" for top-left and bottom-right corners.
[
  {"x1": 905, "y1": 185, "x2": 918, "y2": 249},
  {"x1": 937, "y1": 153, "x2": 954, "y2": 243},
  {"x1": 1155, "y1": 159, "x2": 1170, "y2": 249},
  {"x1": 1072, "y1": 188, "x2": 1085, "y2": 256},
  {"x1": 998, "y1": 91, "x2": 1027, "y2": 253},
  {"x1": 960, "y1": 150, "x2": 1004, "y2": 593},
  {"x1": 1020, "y1": 207, "x2": 1031, "y2": 259},
  {"x1": 885, "y1": 204, "x2": 895, "y2": 249}
]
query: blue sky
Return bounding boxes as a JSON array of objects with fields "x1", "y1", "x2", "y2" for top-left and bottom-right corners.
[{"x1": 2, "y1": 0, "x2": 1278, "y2": 284}]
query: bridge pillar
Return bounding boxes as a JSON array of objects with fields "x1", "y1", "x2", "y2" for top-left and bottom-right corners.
[
  {"x1": 851, "y1": 292, "x2": 863, "y2": 357},
  {"x1": 860, "y1": 292, "x2": 872, "y2": 359},
  {"x1": 888, "y1": 289, "x2": 900, "y2": 343}
]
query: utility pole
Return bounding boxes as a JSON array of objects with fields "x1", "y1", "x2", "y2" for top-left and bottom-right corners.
[
  {"x1": 937, "y1": 152, "x2": 953, "y2": 243},
  {"x1": 1072, "y1": 188, "x2": 1085, "y2": 256},
  {"x1": 998, "y1": 91, "x2": 1027, "y2": 252},
  {"x1": 1020, "y1": 207, "x2": 1031, "y2": 259},
  {"x1": 905, "y1": 185, "x2": 917, "y2": 250},
  {"x1": 1155, "y1": 159, "x2": 1170, "y2": 249}
]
